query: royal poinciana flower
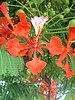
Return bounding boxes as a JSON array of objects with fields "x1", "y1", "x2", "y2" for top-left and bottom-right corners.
[
  {"x1": 0, "y1": 3, "x2": 31, "y2": 38},
  {"x1": 6, "y1": 38, "x2": 28, "y2": 57},
  {"x1": 13, "y1": 12, "x2": 31, "y2": 37},
  {"x1": 46, "y1": 27, "x2": 75, "y2": 78},
  {"x1": 31, "y1": 16, "x2": 48, "y2": 35},
  {"x1": 26, "y1": 37, "x2": 47, "y2": 74},
  {"x1": 25, "y1": 16, "x2": 49, "y2": 75},
  {"x1": 26, "y1": 16, "x2": 49, "y2": 57},
  {"x1": 0, "y1": 2, "x2": 47, "y2": 75},
  {"x1": 0, "y1": 3, "x2": 31, "y2": 55},
  {"x1": 0, "y1": 3, "x2": 13, "y2": 27}
]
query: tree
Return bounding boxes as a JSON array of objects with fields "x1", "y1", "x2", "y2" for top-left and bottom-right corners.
[{"x1": 0, "y1": 0, "x2": 75, "y2": 100}]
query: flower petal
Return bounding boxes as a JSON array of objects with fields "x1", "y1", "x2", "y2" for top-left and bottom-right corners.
[
  {"x1": 31, "y1": 16, "x2": 48, "y2": 35},
  {"x1": 56, "y1": 48, "x2": 67, "y2": 67},
  {"x1": 13, "y1": 12, "x2": 31, "y2": 37},
  {"x1": 26, "y1": 57, "x2": 46, "y2": 75},
  {"x1": 46, "y1": 36, "x2": 64, "y2": 56},
  {"x1": 0, "y1": 3, "x2": 13, "y2": 27},
  {"x1": 0, "y1": 17, "x2": 11, "y2": 38},
  {"x1": 6, "y1": 38, "x2": 28, "y2": 56}
]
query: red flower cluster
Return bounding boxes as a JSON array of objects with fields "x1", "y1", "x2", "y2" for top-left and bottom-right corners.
[
  {"x1": 0, "y1": 2, "x2": 75, "y2": 78},
  {"x1": 0, "y1": 3, "x2": 47, "y2": 75}
]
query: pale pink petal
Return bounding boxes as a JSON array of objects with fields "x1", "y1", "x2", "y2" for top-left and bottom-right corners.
[{"x1": 31, "y1": 16, "x2": 48, "y2": 35}]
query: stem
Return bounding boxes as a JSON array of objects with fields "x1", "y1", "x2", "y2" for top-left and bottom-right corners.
[
  {"x1": 40, "y1": 34, "x2": 50, "y2": 42},
  {"x1": 7, "y1": 3, "x2": 22, "y2": 8},
  {"x1": 44, "y1": 5, "x2": 75, "y2": 29},
  {"x1": 70, "y1": 4, "x2": 74, "y2": 10},
  {"x1": 45, "y1": 31, "x2": 67, "y2": 34},
  {"x1": 48, "y1": 27, "x2": 67, "y2": 31},
  {"x1": 27, "y1": 0, "x2": 31, "y2": 8},
  {"x1": 15, "y1": 0, "x2": 34, "y2": 16},
  {"x1": 7, "y1": 3, "x2": 30, "y2": 20},
  {"x1": 34, "y1": 1, "x2": 41, "y2": 16},
  {"x1": 49, "y1": 19, "x2": 62, "y2": 28},
  {"x1": 47, "y1": 16, "x2": 75, "y2": 29},
  {"x1": 71, "y1": 9, "x2": 75, "y2": 11}
]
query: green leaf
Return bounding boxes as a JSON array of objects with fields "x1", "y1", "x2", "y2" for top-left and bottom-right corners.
[
  {"x1": 70, "y1": 54, "x2": 75, "y2": 72},
  {"x1": 38, "y1": 0, "x2": 44, "y2": 6},
  {"x1": 0, "y1": 46, "x2": 24, "y2": 76},
  {"x1": 64, "y1": 90, "x2": 75, "y2": 100}
]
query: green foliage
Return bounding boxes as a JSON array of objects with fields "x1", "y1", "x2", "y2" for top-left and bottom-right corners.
[
  {"x1": 38, "y1": 0, "x2": 44, "y2": 6},
  {"x1": 0, "y1": 46, "x2": 24, "y2": 76},
  {"x1": 0, "y1": 81, "x2": 34, "y2": 100},
  {"x1": 64, "y1": 90, "x2": 75, "y2": 100}
]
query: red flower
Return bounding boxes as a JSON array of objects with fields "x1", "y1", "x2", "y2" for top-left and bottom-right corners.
[
  {"x1": 46, "y1": 27, "x2": 75, "y2": 66},
  {"x1": 0, "y1": 3, "x2": 13, "y2": 27},
  {"x1": 56, "y1": 27, "x2": 75, "y2": 68},
  {"x1": 25, "y1": 32, "x2": 47, "y2": 75},
  {"x1": 46, "y1": 27, "x2": 75, "y2": 78},
  {"x1": 26, "y1": 53, "x2": 46, "y2": 75},
  {"x1": 0, "y1": 3, "x2": 47, "y2": 75},
  {"x1": 0, "y1": 3, "x2": 31, "y2": 38},
  {"x1": 13, "y1": 12, "x2": 31, "y2": 37},
  {"x1": 24, "y1": 16, "x2": 48, "y2": 75},
  {"x1": 6, "y1": 38, "x2": 28, "y2": 57}
]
